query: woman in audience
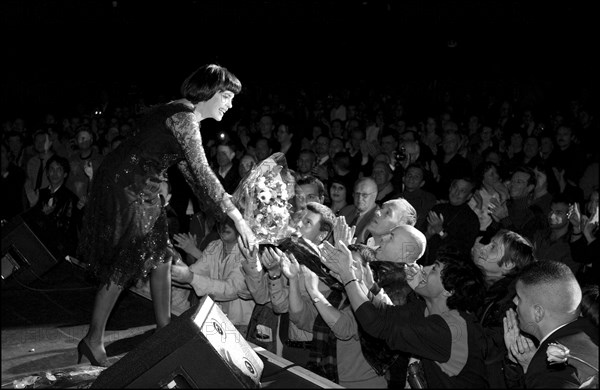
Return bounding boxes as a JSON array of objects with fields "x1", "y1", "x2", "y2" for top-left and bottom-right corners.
[
  {"x1": 327, "y1": 174, "x2": 355, "y2": 222},
  {"x1": 471, "y1": 229, "x2": 535, "y2": 388},
  {"x1": 469, "y1": 162, "x2": 510, "y2": 233}
]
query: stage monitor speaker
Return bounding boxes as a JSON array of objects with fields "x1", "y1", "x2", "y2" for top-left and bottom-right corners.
[
  {"x1": 91, "y1": 295, "x2": 264, "y2": 389},
  {"x1": 1, "y1": 215, "x2": 58, "y2": 285}
]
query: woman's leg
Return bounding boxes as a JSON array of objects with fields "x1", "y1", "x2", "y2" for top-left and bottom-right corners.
[
  {"x1": 83, "y1": 282, "x2": 123, "y2": 358},
  {"x1": 150, "y1": 259, "x2": 172, "y2": 329}
]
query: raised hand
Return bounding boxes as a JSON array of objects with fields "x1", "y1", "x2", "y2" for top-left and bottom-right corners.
[
  {"x1": 332, "y1": 216, "x2": 356, "y2": 246},
  {"x1": 569, "y1": 202, "x2": 582, "y2": 233},
  {"x1": 320, "y1": 240, "x2": 356, "y2": 283},
  {"x1": 281, "y1": 252, "x2": 300, "y2": 280},
  {"x1": 405, "y1": 263, "x2": 427, "y2": 290},
  {"x1": 172, "y1": 232, "x2": 198, "y2": 255},
  {"x1": 426, "y1": 211, "x2": 444, "y2": 235},
  {"x1": 490, "y1": 197, "x2": 509, "y2": 221},
  {"x1": 260, "y1": 247, "x2": 283, "y2": 278},
  {"x1": 300, "y1": 265, "x2": 320, "y2": 295},
  {"x1": 503, "y1": 308, "x2": 521, "y2": 363}
]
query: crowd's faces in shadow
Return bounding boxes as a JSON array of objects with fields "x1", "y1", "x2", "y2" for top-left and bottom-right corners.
[
  {"x1": 448, "y1": 179, "x2": 474, "y2": 206},
  {"x1": 47, "y1": 160, "x2": 68, "y2": 188},
  {"x1": 328, "y1": 138, "x2": 345, "y2": 159},
  {"x1": 548, "y1": 202, "x2": 571, "y2": 230},
  {"x1": 255, "y1": 139, "x2": 272, "y2": 162},
  {"x1": 371, "y1": 162, "x2": 392, "y2": 189},
  {"x1": 508, "y1": 171, "x2": 534, "y2": 200},
  {"x1": 238, "y1": 155, "x2": 256, "y2": 178},
  {"x1": 296, "y1": 152, "x2": 316, "y2": 175},
  {"x1": 403, "y1": 166, "x2": 425, "y2": 192},
  {"x1": 218, "y1": 221, "x2": 238, "y2": 244}
]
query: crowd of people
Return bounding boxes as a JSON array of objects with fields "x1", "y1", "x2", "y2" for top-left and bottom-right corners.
[{"x1": 1, "y1": 74, "x2": 598, "y2": 388}]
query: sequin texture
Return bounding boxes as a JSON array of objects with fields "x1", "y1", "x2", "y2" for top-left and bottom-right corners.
[{"x1": 78, "y1": 103, "x2": 227, "y2": 287}]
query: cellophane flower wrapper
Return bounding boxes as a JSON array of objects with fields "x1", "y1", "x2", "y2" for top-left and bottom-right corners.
[
  {"x1": 231, "y1": 152, "x2": 344, "y2": 291},
  {"x1": 232, "y1": 152, "x2": 297, "y2": 245}
]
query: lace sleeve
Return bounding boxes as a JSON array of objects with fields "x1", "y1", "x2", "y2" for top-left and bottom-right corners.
[{"x1": 167, "y1": 112, "x2": 229, "y2": 219}]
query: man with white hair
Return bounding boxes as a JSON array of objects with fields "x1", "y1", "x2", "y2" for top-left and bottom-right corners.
[
  {"x1": 364, "y1": 198, "x2": 417, "y2": 248},
  {"x1": 503, "y1": 261, "x2": 597, "y2": 388}
]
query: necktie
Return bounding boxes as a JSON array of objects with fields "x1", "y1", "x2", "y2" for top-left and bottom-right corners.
[{"x1": 35, "y1": 157, "x2": 44, "y2": 190}]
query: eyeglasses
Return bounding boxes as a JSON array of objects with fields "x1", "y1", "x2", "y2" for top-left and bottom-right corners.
[{"x1": 354, "y1": 192, "x2": 376, "y2": 198}]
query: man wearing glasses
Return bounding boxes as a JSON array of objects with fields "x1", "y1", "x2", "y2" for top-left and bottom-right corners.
[{"x1": 347, "y1": 177, "x2": 379, "y2": 244}]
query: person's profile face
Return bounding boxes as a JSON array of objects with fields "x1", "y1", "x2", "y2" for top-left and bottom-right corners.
[
  {"x1": 218, "y1": 223, "x2": 238, "y2": 243},
  {"x1": 203, "y1": 90, "x2": 234, "y2": 122},
  {"x1": 296, "y1": 210, "x2": 323, "y2": 244},
  {"x1": 369, "y1": 203, "x2": 398, "y2": 236}
]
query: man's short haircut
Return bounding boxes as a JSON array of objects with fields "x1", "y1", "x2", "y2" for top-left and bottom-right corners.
[
  {"x1": 306, "y1": 202, "x2": 335, "y2": 234},
  {"x1": 297, "y1": 175, "x2": 326, "y2": 199},
  {"x1": 516, "y1": 261, "x2": 582, "y2": 316},
  {"x1": 438, "y1": 254, "x2": 486, "y2": 313},
  {"x1": 385, "y1": 198, "x2": 417, "y2": 227}
]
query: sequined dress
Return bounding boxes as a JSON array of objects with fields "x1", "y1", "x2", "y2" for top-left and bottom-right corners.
[{"x1": 78, "y1": 103, "x2": 228, "y2": 286}]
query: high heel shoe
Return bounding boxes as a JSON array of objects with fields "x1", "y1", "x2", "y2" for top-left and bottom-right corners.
[{"x1": 77, "y1": 339, "x2": 110, "y2": 367}]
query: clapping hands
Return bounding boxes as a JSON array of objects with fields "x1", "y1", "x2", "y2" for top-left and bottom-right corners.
[{"x1": 503, "y1": 308, "x2": 537, "y2": 373}]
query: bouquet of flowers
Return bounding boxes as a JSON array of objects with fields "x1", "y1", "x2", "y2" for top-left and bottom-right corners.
[
  {"x1": 232, "y1": 153, "x2": 297, "y2": 245},
  {"x1": 232, "y1": 153, "x2": 344, "y2": 290}
]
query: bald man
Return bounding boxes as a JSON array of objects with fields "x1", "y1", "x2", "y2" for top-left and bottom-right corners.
[
  {"x1": 375, "y1": 225, "x2": 426, "y2": 264},
  {"x1": 347, "y1": 177, "x2": 379, "y2": 244},
  {"x1": 505, "y1": 261, "x2": 598, "y2": 388}
]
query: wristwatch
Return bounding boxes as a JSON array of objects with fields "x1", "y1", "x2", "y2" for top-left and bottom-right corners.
[
  {"x1": 312, "y1": 296, "x2": 321, "y2": 303},
  {"x1": 438, "y1": 230, "x2": 447, "y2": 238}
]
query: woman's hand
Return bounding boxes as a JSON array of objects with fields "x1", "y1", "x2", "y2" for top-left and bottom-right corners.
[
  {"x1": 173, "y1": 232, "x2": 198, "y2": 256},
  {"x1": 238, "y1": 236, "x2": 262, "y2": 275},
  {"x1": 234, "y1": 217, "x2": 257, "y2": 252}
]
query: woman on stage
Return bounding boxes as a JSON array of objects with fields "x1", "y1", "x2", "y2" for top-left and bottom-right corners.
[{"x1": 76, "y1": 64, "x2": 256, "y2": 367}]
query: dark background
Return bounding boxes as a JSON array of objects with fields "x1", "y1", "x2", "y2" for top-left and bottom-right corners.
[{"x1": 2, "y1": 0, "x2": 596, "y2": 120}]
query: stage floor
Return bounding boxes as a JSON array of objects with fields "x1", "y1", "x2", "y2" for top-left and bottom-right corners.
[
  {"x1": 1, "y1": 259, "x2": 157, "y2": 388},
  {"x1": 1, "y1": 259, "x2": 341, "y2": 389}
]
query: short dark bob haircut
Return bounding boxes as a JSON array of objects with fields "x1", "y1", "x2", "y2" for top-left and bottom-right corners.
[{"x1": 180, "y1": 64, "x2": 242, "y2": 104}]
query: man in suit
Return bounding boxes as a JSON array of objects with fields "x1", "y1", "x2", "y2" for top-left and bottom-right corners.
[
  {"x1": 504, "y1": 261, "x2": 598, "y2": 388},
  {"x1": 347, "y1": 177, "x2": 379, "y2": 244}
]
